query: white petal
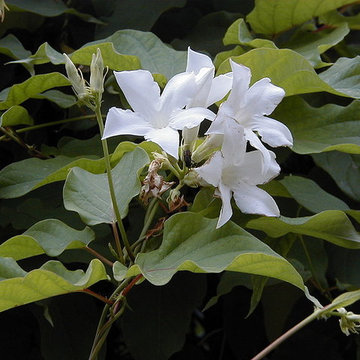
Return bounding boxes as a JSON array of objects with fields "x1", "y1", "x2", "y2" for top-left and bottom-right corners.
[
  {"x1": 206, "y1": 72, "x2": 233, "y2": 107},
  {"x1": 160, "y1": 72, "x2": 197, "y2": 115},
  {"x1": 252, "y1": 116, "x2": 293, "y2": 148},
  {"x1": 114, "y1": 70, "x2": 160, "y2": 118},
  {"x1": 103, "y1": 107, "x2": 153, "y2": 139},
  {"x1": 216, "y1": 182, "x2": 233, "y2": 228},
  {"x1": 145, "y1": 127, "x2": 180, "y2": 159},
  {"x1": 245, "y1": 78, "x2": 285, "y2": 116},
  {"x1": 195, "y1": 151, "x2": 223, "y2": 187},
  {"x1": 227, "y1": 60, "x2": 251, "y2": 109},
  {"x1": 240, "y1": 150, "x2": 280, "y2": 185},
  {"x1": 169, "y1": 107, "x2": 215, "y2": 130},
  {"x1": 189, "y1": 67, "x2": 215, "y2": 107},
  {"x1": 221, "y1": 119, "x2": 246, "y2": 167},
  {"x1": 244, "y1": 129, "x2": 272, "y2": 174},
  {"x1": 186, "y1": 48, "x2": 214, "y2": 73},
  {"x1": 206, "y1": 114, "x2": 226, "y2": 135},
  {"x1": 233, "y1": 182, "x2": 280, "y2": 217}
]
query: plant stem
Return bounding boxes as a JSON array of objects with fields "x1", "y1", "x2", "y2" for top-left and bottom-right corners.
[
  {"x1": 89, "y1": 276, "x2": 143, "y2": 359},
  {"x1": 94, "y1": 102, "x2": 134, "y2": 262},
  {"x1": 84, "y1": 246, "x2": 114, "y2": 267},
  {"x1": 80, "y1": 289, "x2": 114, "y2": 305},
  {"x1": 251, "y1": 309, "x2": 322, "y2": 360}
]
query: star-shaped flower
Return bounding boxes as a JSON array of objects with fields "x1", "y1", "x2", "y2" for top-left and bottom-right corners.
[
  {"x1": 182, "y1": 48, "x2": 233, "y2": 150},
  {"x1": 195, "y1": 120, "x2": 280, "y2": 228},
  {"x1": 207, "y1": 60, "x2": 292, "y2": 171},
  {"x1": 103, "y1": 68, "x2": 214, "y2": 159}
]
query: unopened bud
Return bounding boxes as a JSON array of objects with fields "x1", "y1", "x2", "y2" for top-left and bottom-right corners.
[
  {"x1": 0, "y1": 0, "x2": 9, "y2": 22},
  {"x1": 90, "y1": 48, "x2": 105, "y2": 95},
  {"x1": 63, "y1": 54, "x2": 89, "y2": 101},
  {"x1": 192, "y1": 134, "x2": 223, "y2": 163}
]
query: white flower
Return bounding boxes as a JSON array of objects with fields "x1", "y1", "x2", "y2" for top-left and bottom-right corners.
[
  {"x1": 103, "y1": 69, "x2": 214, "y2": 159},
  {"x1": 207, "y1": 60, "x2": 292, "y2": 171},
  {"x1": 182, "y1": 48, "x2": 233, "y2": 151},
  {"x1": 195, "y1": 120, "x2": 280, "y2": 228}
]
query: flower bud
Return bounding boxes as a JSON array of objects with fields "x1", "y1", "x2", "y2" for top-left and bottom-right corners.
[
  {"x1": 0, "y1": 0, "x2": 9, "y2": 22},
  {"x1": 192, "y1": 134, "x2": 223, "y2": 163},
  {"x1": 90, "y1": 48, "x2": 105, "y2": 95},
  {"x1": 63, "y1": 54, "x2": 88, "y2": 101}
]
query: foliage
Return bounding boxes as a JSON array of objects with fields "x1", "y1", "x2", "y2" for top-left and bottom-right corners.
[{"x1": 1, "y1": 0, "x2": 360, "y2": 359}]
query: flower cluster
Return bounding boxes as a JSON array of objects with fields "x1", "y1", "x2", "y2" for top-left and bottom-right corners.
[{"x1": 103, "y1": 48, "x2": 293, "y2": 228}]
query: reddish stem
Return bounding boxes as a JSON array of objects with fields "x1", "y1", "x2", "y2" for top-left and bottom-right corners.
[
  {"x1": 84, "y1": 246, "x2": 114, "y2": 267},
  {"x1": 80, "y1": 289, "x2": 114, "y2": 305}
]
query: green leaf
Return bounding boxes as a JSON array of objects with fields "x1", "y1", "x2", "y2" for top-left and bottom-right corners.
[
  {"x1": 89, "y1": 30, "x2": 188, "y2": 80},
  {"x1": 322, "y1": 289, "x2": 360, "y2": 313},
  {"x1": 0, "y1": 156, "x2": 92, "y2": 199},
  {"x1": 273, "y1": 97, "x2": 360, "y2": 154},
  {"x1": 63, "y1": 147, "x2": 149, "y2": 225},
  {"x1": 33, "y1": 90, "x2": 77, "y2": 108},
  {"x1": 71, "y1": 42, "x2": 141, "y2": 72},
  {"x1": 284, "y1": 23, "x2": 349, "y2": 68},
  {"x1": 0, "y1": 257, "x2": 27, "y2": 280},
  {"x1": 122, "y1": 273, "x2": 206, "y2": 360},
  {"x1": 0, "y1": 219, "x2": 94, "y2": 261},
  {"x1": 96, "y1": 0, "x2": 186, "y2": 36},
  {"x1": 319, "y1": 56, "x2": 360, "y2": 99},
  {"x1": 115, "y1": 213, "x2": 304, "y2": 289},
  {"x1": 279, "y1": 175, "x2": 349, "y2": 213},
  {"x1": 0, "y1": 105, "x2": 33, "y2": 126},
  {"x1": 214, "y1": 46, "x2": 246, "y2": 69},
  {"x1": 217, "y1": 48, "x2": 358, "y2": 98},
  {"x1": 0, "y1": 72, "x2": 71, "y2": 110},
  {"x1": 0, "y1": 34, "x2": 32, "y2": 74},
  {"x1": 223, "y1": 18, "x2": 277, "y2": 48},
  {"x1": 7, "y1": 0, "x2": 103, "y2": 23},
  {"x1": 245, "y1": 210, "x2": 360, "y2": 249},
  {"x1": 319, "y1": 10, "x2": 360, "y2": 30},
  {"x1": 313, "y1": 152, "x2": 360, "y2": 201},
  {"x1": 0, "y1": 141, "x2": 142, "y2": 199},
  {"x1": 0, "y1": 259, "x2": 108, "y2": 312},
  {"x1": 8, "y1": 42, "x2": 66, "y2": 73},
  {"x1": 246, "y1": 0, "x2": 355, "y2": 35}
]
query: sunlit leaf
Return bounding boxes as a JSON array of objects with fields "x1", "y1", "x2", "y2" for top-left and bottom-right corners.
[
  {"x1": 217, "y1": 48, "x2": 359, "y2": 98},
  {"x1": 88, "y1": 30, "x2": 188, "y2": 80},
  {"x1": 0, "y1": 219, "x2": 94, "y2": 260},
  {"x1": 0, "y1": 73, "x2": 71, "y2": 110},
  {"x1": 223, "y1": 18, "x2": 277, "y2": 48},
  {"x1": 0, "y1": 105, "x2": 32, "y2": 126},
  {"x1": 247, "y1": 0, "x2": 354, "y2": 35},
  {"x1": 0, "y1": 259, "x2": 108, "y2": 312},
  {"x1": 273, "y1": 97, "x2": 360, "y2": 154},
  {"x1": 246, "y1": 210, "x2": 360, "y2": 249},
  {"x1": 115, "y1": 213, "x2": 304, "y2": 290}
]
